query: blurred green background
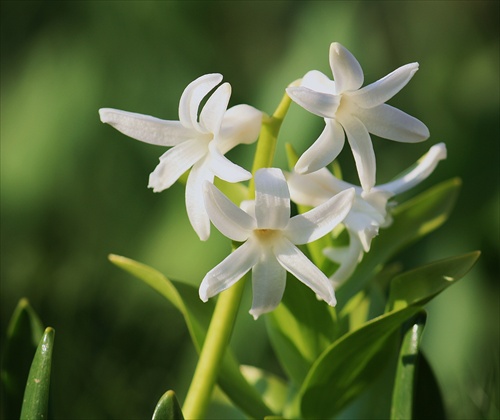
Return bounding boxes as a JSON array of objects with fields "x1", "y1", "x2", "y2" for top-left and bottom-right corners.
[{"x1": 1, "y1": 1, "x2": 498, "y2": 418}]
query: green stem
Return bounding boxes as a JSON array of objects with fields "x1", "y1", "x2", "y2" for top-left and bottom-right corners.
[{"x1": 181, "y1": 89, "x2": 292, "y2": 419}]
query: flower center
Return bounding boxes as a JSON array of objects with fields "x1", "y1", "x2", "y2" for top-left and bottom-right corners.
[{"x1": 253, "y1": 228, "x2": 281, "y2": 245}]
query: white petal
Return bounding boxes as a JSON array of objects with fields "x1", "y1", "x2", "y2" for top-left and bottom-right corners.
[
  {"x1": 185, "y1": 160, "x2": 214, "y2": 240},
  {"x1": 249, "y1": 249, "x2": 287, "y2": 319},
  {"x1": 286, "y1": 188, "x2": 355, "y2": 245},
  {"x1": 199, "y1": 240, "x2": 259, "y2": 301},
  {"x1": 294, "y1": 118, "x2": 345, "y2": 174},
  {"x1": 288, "y1": 168, "x2": 357, "y2": 207},
  {"x1": 329, "y1": 42, "x2": 364, "y2": 93},
  {"x1": 344, "y1": 211, "x2": 380, "y2": 252},
  {"x1": 355, "y1": 104, "x2": 429, "y2": 142},
  {"x1": 300, "y1": 70, "x2": 336, "y2": 94},
  {"x1": 148, "y1": 139, "x2": 207, "y2": 192},
  {"x1": 99, "y1": 108, "x2": 195, "y2": 146},
  {"x1": 217, "y1": 105, "x2": 263, "y2": 154},
  {"x1": 339, "y1": 114, "x2": 376, "y2": 192},
  {"x1": 199, "y1": 82, "x2": 231, "y2": 134},
  {"x1": 379, "y1": 143, "x2": 447, "y2": 194},
  {"x1": 324, "y1": 233, "x2": 364, "y2": 286},
  {"x1": 286, "y1": 87, "x2": 341, "y2": 119},
  {"x1": 208, "y1": 142, "x2": 252, "y2": 183},
  {"x1": 178, "y1": 73, "x2": 223, "y2": 131},
  {"x1": 349, "y1": 63, "x2": 419, "y2": 108},
  {"x1": 274, "y1": 238, "x2": 336, "y2": 306},
  {"x1": 254, "y1": 168, "x2": 290, "y2": 229},
  {"x1": 203, "y1": 180, "x2": 255, "y2": 242}
]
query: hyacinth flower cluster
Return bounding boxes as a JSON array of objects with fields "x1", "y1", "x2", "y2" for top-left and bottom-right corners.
[
  {"x1": 96, "y1": 41, "x2": 479, "y2": 420},
  {"x1": 100, "y1": 42, "x2": 441, "y2": 318}
]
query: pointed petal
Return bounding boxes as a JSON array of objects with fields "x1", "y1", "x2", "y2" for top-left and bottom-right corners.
[
  {"x1": 329, "y1": 42, "x2": 364, "y2": 93},
  {"x1": 344, "y1": 211, "x2": 380, "y2": 252},
  {"x1": 286, "y1": 87, "x2": 341, "y2": 119},
  {"x1": 203, "y1": 180, "x2": 255, "y2": 242},
  {"x1": 349, "y1": 63, "x2": 419, "y2": 108},
  {"x1": 274, "y1": 238, "x2": 336, "y2": 306},
  {"x1": 294, "y1": 118, "x2": 345, "y2": 174},
  {"x1": 148, "y1": 139, "x2": 207, "y2": 192},
  {"x1": 254, "y1": 168, "x2": 290, "y2": 229},
  {"x1": 217, "y1": 104, "x2": 262, "y2": 153},
  {"x1": 286, "y1": 188, "x2": 355, "y2": 245},
  {"x1": 355, "y1": 103, "x2": 429, "y2": 142},
  {"x1": 249, "y1": 250, "x2": 287, "y2": 319},
  {"x1": 208, "y1": 142, "x2": 252, "y2": 183},
  {"x1": 199, "y1": 240, "x2": 259, "y2": 301},
  {"x1": 300, "y1": 70, "x2": 337, "y2": 94},
  {"x1": 324, "y1": 233, "x2": 364, "y2": 286},
  {"x1": 178, "y1": 73, "x2": 223, "y2": 131},
  {"x1": 99, "y1": 108, "x2": 195, "y2": 146},
  {"x1": 340, "y1": 115, "x2": 376, "y2": 191},
  {"x1": 185, "y1": 160, "x2": 213, "y2": 240},
  {"x1": 379, "y1": 143, "x2": 447, "y2": 194},
  {"x1": 200, "y1": 82, "x2": 231, "y2": 134}
]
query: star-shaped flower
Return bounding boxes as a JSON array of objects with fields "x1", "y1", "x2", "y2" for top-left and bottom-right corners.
[
  {"x1": 287, "y1": 143, "x2": 447, "y2": 284},
  {"x1": 199, "y1": 168, "x2": 355, "y2": 319},
  {"x1": 99, "y1": 73, "x2": 262, "y2": 240},
  {"x1": 286, "y1": 42, "x2": 430, "y2": 192}
]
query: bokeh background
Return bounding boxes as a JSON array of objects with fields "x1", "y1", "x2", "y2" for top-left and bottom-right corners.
[{"x1": 1, "y1": 1, "x2": 498, "y2": 419}]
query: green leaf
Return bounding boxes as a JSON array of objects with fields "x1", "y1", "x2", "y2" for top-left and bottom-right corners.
[
  {"x1": 1, "y1": 298, "x2": 44, "y2": 420},
  {"x1": 391, "y1": 311, "x2": 427, "y2": 420},
  {"x1": 108, "y1": 254, "x2": 273, "y2": 418},
  {"x1": 152, "y1": 390, "x2": 184, "y2": 420},
  {"x1": 240, "y1": 365, "x2": 288, "y2": 415},
  {"x1": 20, "y1": 327, "x2": 55, "y2": 420},
  {"x1": 265, "y1": 274, "x2": 336, "y2": 386},
  {"x1": 388, "y1": 251, "x2": 481, "y2": 311},
  {"x1": 298, "y1": 305, "x2": 421, "y2": 419},
  {"x1": 413, "y1": 352, "x2": 447, "y2": 419},
  {"x1": 337, "y1": 178, "x2": 462, "y2": 307}
]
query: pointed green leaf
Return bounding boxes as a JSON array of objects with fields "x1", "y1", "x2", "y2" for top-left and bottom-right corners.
[
  {"x1": 391, "y1": 311, "x2": 427, "y2": 420},
  {"x1": 152, "y1": 390, "x2": 184, "y2": 420},
  {"x1": 108, "y1": 254, "x2": 273, "y2": 418},
  {"x1": 20, "y1": 327, "x2": 55, "y2": 420},
  {"x1": 388, "y1": 251, "x2": 481, "y2": 311},
  {"x1": 298, "y1": 305, "x2": 420, "y2": 419},
  {"x1": 1, "y1": 298, "x2": 44, "y2": 419},
  {"x1": 337, "y1": 178, "x2": 462, "y2": 307},
  {"x1": 265, "y1": 274, "x2": 336, "y2": 386}
]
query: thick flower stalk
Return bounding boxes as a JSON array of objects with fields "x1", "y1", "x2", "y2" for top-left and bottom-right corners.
[
  {"x1": 287, "y1": 42, "x2": 429, "y2": 192},
  {"x1": 287, "y1": 143, "x2": 447, "y2": 284},
  {"x1": 199, "y1": 167, "x2": 355, "y2": 319},
  {"x1": 99, "y1": 73, "x2": 262, "y2": 240}
]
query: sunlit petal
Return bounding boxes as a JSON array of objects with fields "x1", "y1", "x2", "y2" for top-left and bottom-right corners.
[
  {"x1": 349, "y1": 63, "x2": 419, "y2": 108},
  {"x1": 329, "y1": 42, "x2": 364, "y2": 93},
  {"x1": 199, "y1": 240, "x2": 259, "y2": 301},
  {"x1": 286, "y1": 87, "x2": 341, "y2": 119},
  {"x1": 275, "y1": 238, "x2": 336, "y2": 306},
  {"x1": 178, "y1": 73, "x2": 223, "y2": 131},
  {"x1": 355, "y1": 104, "x2": 429, "y2": 142},
  {"x1": 217, "y1": 105, "x2": 262, "y2": 153},
  {"x1": 249, "y1": 250, "x2": 287, "y2": 319},
  {"x1": 148, "y1": 139, "x2": 207, "y2": 192},
  {"x1": 203, "y1": 181, "x2": 255, "y2": 242},
  {"x1": 254, "y1": 168, "x2": 290, "y2": 229},
  {"x1": 200, "y1": 82, "x2": 231, "y2": 134},
  {"x1": 208, "y1": 142, "x2": 252, "y2": 183},
  {"x1": 379, "y1": 143, "x2": 447, "y2": 194},
  {"x1": 99, "y1": 108, "x2": 195, "y2": 146},
  {"x1": 286, "y1": 188, "x2": 355, "y2": 245},
  {"x1": 301, "y1": 70, "x2": 337, "y2": 94},
  {"x1": 295, "y1": 118, "x2": 345, "y2": 174},
  {"x1": 339, "y1": 114, "x2": 376, "y2": 192}
]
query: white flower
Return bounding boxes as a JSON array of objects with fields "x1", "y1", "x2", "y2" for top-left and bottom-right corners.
[
  {"x1": 288, "y1": 143, "x2": 447, "y2": 285},
  {"x1": 99, "y1": 73, "x2": 262, "y2": 240},
  {"x1": 199, "y1": 168, "x2": 355, "y2": 319},
  {"x1": 286, "y1": 42, "x2": 430, "y2": 192}
]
